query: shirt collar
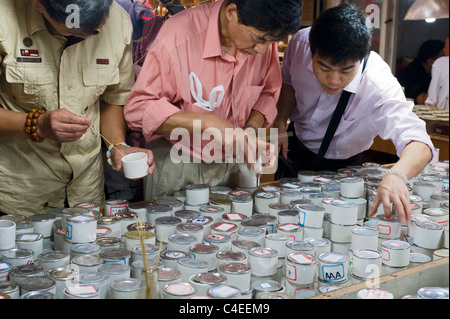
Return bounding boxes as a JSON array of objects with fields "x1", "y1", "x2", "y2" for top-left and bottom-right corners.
[
  {"x1": 27, "y1": 0, "x2": 47, "y2": 36},
  {"x1": 202, "y1": 0, "x2": 229, "y2": 60},
  {"x1": 307, "y1": 55, "x2": 365, "y2": 94}
]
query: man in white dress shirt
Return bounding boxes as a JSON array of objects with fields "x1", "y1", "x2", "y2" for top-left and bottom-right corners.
[
  {"x1": 426, "y1": 35, "x2": 449, "y2": 110},
  {"x1": 273, "y1": 3, "x2": 434, "y2": 223}
]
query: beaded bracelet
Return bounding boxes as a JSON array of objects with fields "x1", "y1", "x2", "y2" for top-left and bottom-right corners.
[
  {"x1": 381, "y1": 168, "x2": 408, "y2": 184},
  {"x1": 106, "y1": 141, "x2": 130, "y2": 170},
  {"x1": 25, "y1": 108, "x2": 46, "y2": 142}
]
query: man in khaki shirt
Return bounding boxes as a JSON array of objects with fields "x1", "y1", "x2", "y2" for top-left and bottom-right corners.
[{"x1": 0, "y1": 0, "x2": 155, "y2": 217}]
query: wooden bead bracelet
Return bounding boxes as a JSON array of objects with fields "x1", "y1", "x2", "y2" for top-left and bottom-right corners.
[{"x1": 25, "y1": 108, "x2": 46, "y2": 142}]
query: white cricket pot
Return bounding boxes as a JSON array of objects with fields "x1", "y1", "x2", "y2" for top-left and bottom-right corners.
[
  {"x1": 0, "y1": 220, "x2": 16, "y2": 250},
  {"x1": 285, "y1": 253, "x2": 317, "y2": 285},
  {"x1": 351, "y1": 249, "x2": 382, "y2": 280},
  {"x1": 413, "y1": 221, "x2": 444, "y2": 250},
  {"x1": 351, "y1": 227, "x2": 379, "y2": 251},
  {"x1": 381, "y1": 240, "x2": 411, "y2": 268},
  {"x1": 318, "y1": 252, "x2": 349, "y2": 283},
  {"x1": 340, "y1": 177, "x2": 365, "y2": 198},
  {"x1": 330, "y1": 201, "x2": 358, "y2": 225}
]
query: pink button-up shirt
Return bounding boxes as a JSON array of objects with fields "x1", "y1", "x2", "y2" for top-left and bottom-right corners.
[
  {"x1": 124, "y1": 0, "x2": 281, "y2": 161},
  {"x1": 281, "y1": 28, "x2": 434, "y2": 160}
]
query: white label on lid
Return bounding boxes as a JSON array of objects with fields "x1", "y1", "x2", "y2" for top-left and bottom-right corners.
[
  {"x1": 261, "y1": 186, "x2": 279, "y2": 192},
  {"x1": 0, "y1": 263, "x2": 11, "y2": 271},
  {"x1": 386, "y1": 241, "x2": 402, "y2": 248},
  {"x1": 259, "y1": 282, "x2": 273, "y2": 289},
  {"x1": 67, "y1": 285, "x2": 97, "y2": 295},
  {"x1": 214, "y1": 223, "x2": 235, "y2": 232},
  {"x1": 226, "y1": 213, "x2": 243, "y2": 221},
  {"x1": 166, "y1": 251, "x2": 186, "y2": 258},
  {"x1": 256, "y1": 192, "x2": 277, "y2": 199},
  {"x1": 167, "y1": 284, "x2": 194, "y2": 295},
  {"x1": 321, "y1": 253, "x2": 346, "y2": 263},
  {"x1": 210, "y1": 285, "x2": 239, "y2": 297},
  {"x1": 282, "y1": 183, "x2": 300, "y2": 189},
  {"x1": 279, "y1": 224, "x2": 300, "y2": 231},
  {"x1": 290, "y1": 254, "x2": 314, "y2": 264},
  {"x1": 17, "y1": 234, "x2": 41, "y2": 241},
  {"x1": 71, "y1": 215, "x2": 94, "y2": 222}
]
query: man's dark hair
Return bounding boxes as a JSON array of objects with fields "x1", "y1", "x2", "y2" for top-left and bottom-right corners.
[
  {"x1": 42, "y1": 0, "x2": 113, "y2": 33},
  {"x1": 309, "y1": 3, "x2": 371, "y2": 66},
  {"x1": 416, "y1": 39, "x2": 444, "y2": 63},
  {"x1": 227, "y1": 0, "x2": 303, "y2": 40}
]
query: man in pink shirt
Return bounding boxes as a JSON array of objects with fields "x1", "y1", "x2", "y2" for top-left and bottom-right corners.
[
  {"x1": 273, "y1": 4, "x2": 434, "y2": 223},
  {"x1": 124, "y1": 0, "x2": 303, "y2": 200}
]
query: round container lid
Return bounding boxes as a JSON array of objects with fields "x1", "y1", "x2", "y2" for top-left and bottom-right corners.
[
  {"x1": 200, "y1": 205, "x2": 224, "y2": 213},
  {"x1": 79, "y1": 272, "x2": 110, "y2": 285},
  {"x1": 319, "y1": 252, "x2": 347, "y2": 263},
  {"x1": 286, "y1": 240, "x2": 314, "y2": 251},
  {"x1": 219, "y1": 262, "x2": 251, "y2": 274},
  {"x1": 164, "y1": 283, "x2": 196, "y2": 296},
  {"x1": 416, "y1": 220, "x2": 443, "y2": 230},
  {"x1": 66, "y1": 215, "x2": 95, "y2": 223},
  {"x1": 176, "y1": 222, "x2": 203, "y2": 232},
  {"x1": 128, "y1": 201, "x2": 153, "y2": 210},
  {"x1": 238, "y1": 226, "x2": 265, "y2": 237},
  {"x1": 291, "y1": 199, "x2": 313, "y2": 206},
  {"x1": 188, "y1": 216, "x2": 214, "y2": 225},
  {"x1": 38, "y1": 251, "x2": 69, "y2": 262},
  {"x1": 269, "y1": 203, "x2": 293, "y2": 210},
  {"x1": 381, "y1": 240, "x2": 410, "y2": 250},
  {"x1": 278, "y1": 209, "x2": 300, "y2": 217},
  {"x1": 9, "y1": 264, "x2": 44, "y2": 277},
  {"x1": 168, "y1": 233, "x2": 197, "y2": 245},
  {"x1": 203, "y1": 233, "x2": 231, "y2": 243},
  {"x1": 71, "y1": 243, "x2": 101, "y2": 254},
  {"x1": 98, "y1": 216, "x2": 120, "y2": 225},
  {"x1": 424, "y1": 208, "x2": 448, "y2": 217},
  {"x1": 332, "y1": 201, "x2": 357, "y2": 208},
  {"x1": 232, "y1": 240, "x2": 261, "y2": 250},
  {"x1": 146, "y1": 205, "x2": 172, "y2": 213},
  {"x1": 71, "y1": 255, "x2": 103, "y2": 267},
  {"x1": 47, "y1": 268, "x2": 78, "y2": 280},
  {"x1": 253, "y1": 213, "x2": 277, "y2": 223},
  {"x1": 266, "y1": 233, "x2": 291, "y2": 241},
  {"x1": 96, "y1": 237, "x2": 121, "y2": 247},
  {"x1": 132, "y1": 259, "x2": 163, "y2": 270},
  {"x1": 155, "y1": 216, "x2": 182, "y2": 225},
  {"x1": 352, "y1": 227, "x2": 378, "y2": 236},
  {"x1": 64, "y1": 285, "x2": 99, "y2": 298},
  {"x1": 248, "y1": 247, "x2": 278, "y2": 258},
  {"x1": 303, "y1": 237, "x2": 331, "y2": 247},
  {"x1": 100, "y1": 248, "x2": 130, "y2": 259},
  {"x1": 341, "y1": 176, "x2": 364, "y2": 183},
  {"x1": 251, "y1": 280, "x2": 282, "y2": 292},
  {"x1": 207, "y1": 284, "x2": 241, "y2": 298},
  {"x1": 110, "y1": 278, "x2": 142, "y2": 292},
  {"x1": 353, "y1": 249, "x2": 382, "y2": 259},
  {"x1": 161, "y1": 250, "x2": 189, "y2": 260},
  {"x1": 20, "y1": 276, "x2": 55, "y2": 291},
  {"x1": 241, "y1": 218, "x2": 266, "y2": 228},
  {"x1": 174, "y1": 210, "x2": 200, "y2": 219},
  {"x1": 98, "y1": 263, "x2": 130, "y2": 274},
  {"x1": 158, "y1": 268, "x2": 181, "y2": 282},
  {"x1": 255, "y1": 191, "x2": 278, "y2": 199},
  {"x1": 194, "y1": 272, "x2": 227, "y2": 285},
  {"x1": 190, "y1": 243, "x2": 219, "y2": 254},
  {"x1": 409, "y1": 253, "x2": 431, "y2": 263},
  {"x1": 16, "y1": 233, "x2": 43, "y2": 242},
  {"x1": 127, "y1": 222, "x2": 155, "y2": 232},
  {"x1": 216, "y1": 250, "x2": 246, "y2": 261},
  {"x1": 124, "y1": 230, "x2": 155, "y2": 240},
  {"x1": 177, "y1": 257, "x2": 208, "y2": 268},
  {"x1": 417, "y1": 287, "x2": 449, "y2": 299},
  {"x1": 291, "y1": 288, "x2": 320, "y2": 299},
  {"x1": 413, "y1": 181, "x2": 435, "y2": 187},
  {"x1": 287, "y1": 253, "x2": 317, "y2": 264},
  {"x1": 3, "y1": 248, "x2": 33, "y2": 259},
  {"x1": 21, "y1": 291, "x2": 55, "y2": 299}
]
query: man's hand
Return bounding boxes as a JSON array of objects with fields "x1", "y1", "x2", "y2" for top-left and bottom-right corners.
[
  {"x1": 368, "y1": 174, "x2": 412, "y2": 223},
  {"x1": 38, "y1": 109, "x2": 92, "y2": 143}
]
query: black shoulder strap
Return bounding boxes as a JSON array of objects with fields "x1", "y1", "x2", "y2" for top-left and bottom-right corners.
[{"x1": 313, "y1": 53, "x2": 370, "y2": 169}]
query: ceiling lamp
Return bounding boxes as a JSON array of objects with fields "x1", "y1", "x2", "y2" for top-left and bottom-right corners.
[{"x1": 404, "y1": 0, "x2": 449, "y2": 21}]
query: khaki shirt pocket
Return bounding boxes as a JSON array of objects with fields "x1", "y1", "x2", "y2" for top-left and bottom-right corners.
[
  {"x1": 81, "y1": 65, "x2": 120, "y2": 106},
  {"x1": 5, "y1": 64, "x2": 55, "y2": 108}
]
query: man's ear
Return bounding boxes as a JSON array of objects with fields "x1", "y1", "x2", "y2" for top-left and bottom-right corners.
[
  {"x1": 34, "y1": 0, "x2": 45, "y2": 14},
  {"x1": 225, "y1": 3, "x2": 238, "y2": 24}
]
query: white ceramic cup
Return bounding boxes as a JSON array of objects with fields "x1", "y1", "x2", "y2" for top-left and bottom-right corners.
[
  {"x1": 0, "y1": 220, "x2": 16, "y2": 250},
  {"x1": 122, "y1": 152, "x2": 149, "y2": 179}
]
